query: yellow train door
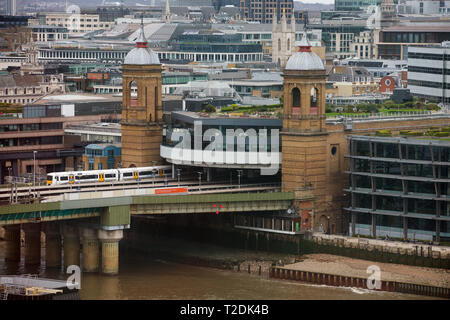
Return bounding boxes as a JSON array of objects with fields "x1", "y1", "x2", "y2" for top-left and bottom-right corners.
[{"x1": 99, "y1": 173, "x2": 104, "y2": 182}]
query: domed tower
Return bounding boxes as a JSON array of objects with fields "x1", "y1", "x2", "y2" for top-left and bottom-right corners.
[
  {"x1": 281, "y1": 32, "x2": 328, "y2": 231},
  {"x1": 282, "y1": 32, "x2": 326, "y2": 133},
  {"x1": 121, "y1": 22, "x2": 163, "y2": 168}
]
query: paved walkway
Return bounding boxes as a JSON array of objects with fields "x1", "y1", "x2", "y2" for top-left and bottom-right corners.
[{"x1": 313, "y1": 233, "x2": 450, "y2": 258}]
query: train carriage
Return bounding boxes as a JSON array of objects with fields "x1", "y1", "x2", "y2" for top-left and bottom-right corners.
[{"x1": 46, "y1": 165, "x2": 172, "y2": 186}]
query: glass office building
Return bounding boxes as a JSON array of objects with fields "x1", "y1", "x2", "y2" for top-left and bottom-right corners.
[{"x1": 345, "y1": 135, "x2": 450, "y2": 242}]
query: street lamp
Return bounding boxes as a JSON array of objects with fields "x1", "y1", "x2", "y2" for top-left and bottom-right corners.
[
  {"x1": 152, "y1": 169, "x2": 157, "y2": 186},
  {"x1": 197, "y1": 171, "x2": 202, "y2": 190},
  {"x1": 177, "y1": 168, "x2": 181, "y2": 186},
  {"x1": 237, "y1": 170, "x2": 243, "y2": 189},
  {"x1": 33, "y1": 151, "x2": 37, "y2": 198}
]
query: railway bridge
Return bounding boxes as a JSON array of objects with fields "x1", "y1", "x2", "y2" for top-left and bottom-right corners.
[{"x1": 0, "y1": 184, "x2": 297, "y2": 275}]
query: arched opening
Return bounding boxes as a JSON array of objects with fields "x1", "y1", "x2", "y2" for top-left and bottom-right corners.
[
  {"x1": 278, "y1": 38, "x2": 281, "y2": 52},
  {"x1": 318, "y1": 215, "x2": 330, "y2": 234},
  {"x1": 287, "y1": 38, "x2": 290, "y2": 51},
  {"x1": 291, "y1": 88, "x2": 301, "y2": 114},
  {"x1": 310, "y1": 87, "x2": 319, "y2": 115},
  {"x1": 130, "y1": 81, "x2": 138, "y2": 106}
]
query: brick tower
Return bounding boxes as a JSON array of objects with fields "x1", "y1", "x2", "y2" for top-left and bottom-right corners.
[
  {"x1": 121, "y1": 22, "x2": 163, "y2": 168},
  {"x1": 281, "y1": 32, "x2": 328, "y2": 231}
]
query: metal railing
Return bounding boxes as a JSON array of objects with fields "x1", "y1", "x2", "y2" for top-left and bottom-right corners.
[{"x1": 326, "y1": 110, "x2": 439, "y2": 122}]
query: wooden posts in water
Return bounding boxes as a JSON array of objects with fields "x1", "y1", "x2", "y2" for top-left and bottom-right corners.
[{"x1": 269, "y1": 266, "x2": 450, "y2": 299}]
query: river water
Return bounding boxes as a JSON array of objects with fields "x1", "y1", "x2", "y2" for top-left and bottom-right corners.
[{"x1": 0, "y1": 241, "x2": 432, "y2": 300}]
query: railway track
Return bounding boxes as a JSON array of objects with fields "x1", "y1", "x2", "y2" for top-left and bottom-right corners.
[{"x1": 1, "y1": 178, "x2": 281, "y2": 205}]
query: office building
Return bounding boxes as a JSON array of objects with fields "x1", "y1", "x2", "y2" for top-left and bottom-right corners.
[
  {"x1": 407, "y1": 42, "x2": 450, "y2": 105},
  {"x1": 240, "y1": 0, "x2": 294, "y2": 24},
  {"x1": 346, "y1": 134, "x2": 450, "y2": 241}
]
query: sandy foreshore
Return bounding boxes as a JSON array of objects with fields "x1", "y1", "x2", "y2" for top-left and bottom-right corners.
[
  {"x1": 283, "y1": 253, "x2": 450, "y2": 288},
  {"x1": 126, "y1": 236, "x2": 450, "y2": 288}
]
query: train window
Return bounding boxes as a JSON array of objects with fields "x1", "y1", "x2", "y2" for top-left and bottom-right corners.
[
  {"x1": 140, "y1": 171, "x2": 153, "y2": 176},
  {"x1": 123, "y1": 172, "x2": 132, "y2": 177},
  {"x1": 60, "y1": 176, "x2": 68, "y2": 181},
  {"x1": 47, "y1": 175, "x2": 53, "y2": 181},
  {"x1": 78, "y1": 175, "x2": 97, "y2": 180},
  {"x1": 105, "y1": 174, "x2": 115, "y2": 178}
]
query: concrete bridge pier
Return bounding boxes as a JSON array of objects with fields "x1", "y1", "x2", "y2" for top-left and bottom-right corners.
[
  {"x1": 23, "y1": 224, "x2": 42, "y2": 265},
  {"x1": 62, "y1": 224, "x2": 80, "y2": 268},
  {"x1": 3, "y1": 225, "x2": 21, "y2": 262},
  {"x1": 80, "y1": 228, "x2": 99, "y2": 273},
  {"x1": 43, "y1": 222, "x2": 62, "y2": 268},
  {"x1": 98, "y1": 229, "x2": 123, "y2": 275}
]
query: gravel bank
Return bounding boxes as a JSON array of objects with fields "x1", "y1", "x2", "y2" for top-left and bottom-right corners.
[{"x1": 284, "y1": 253, "x2": 450, "y2": 288}]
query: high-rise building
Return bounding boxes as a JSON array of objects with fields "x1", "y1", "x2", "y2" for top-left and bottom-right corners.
[
  {"x1": 6, "y1": 0, "x2": 16, "y2": 16},
  {"x1": 240, "y1": 0, "x2": 294, "y2": 24},
  {"x1": 335, "y1": 0, "x2": 382, "y2": 11},
  {"x1": 334, "y1": 0, "x2": 399, "y2": 11},
  {"x1": 407, "y1": 42, "x2": 450, "y2": 105}
]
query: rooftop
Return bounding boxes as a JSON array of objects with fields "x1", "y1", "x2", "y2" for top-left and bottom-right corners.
[{"x1": 32, "y1": 93, "x2": 121, "y2": 105}]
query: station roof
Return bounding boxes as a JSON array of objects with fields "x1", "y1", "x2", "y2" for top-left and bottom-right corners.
[{"x1": 171, "y1": 111, "x2": 282, "y2": 127}]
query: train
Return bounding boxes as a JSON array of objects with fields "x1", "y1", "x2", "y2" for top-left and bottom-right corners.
[{"x1": 46, "y1": 165, "x2": 172, "y2": 186}]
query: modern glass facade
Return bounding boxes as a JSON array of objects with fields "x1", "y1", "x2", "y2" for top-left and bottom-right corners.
[
  {"x1": 407, "y1": 45, "x2": 450, "y2": 104},
  {"x1": 345, "y1": 135, "x2": 450, "y2": 241},
  {"x1": 334, "y1": 0, "x2": 398, "y2": 11}
]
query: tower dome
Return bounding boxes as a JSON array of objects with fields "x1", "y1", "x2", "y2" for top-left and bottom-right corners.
[
  {"x1": 285, "y1": 32, "x2": 324, "y2": 71},
  {"x1": 124, "y1": 23, "x2": 160, "y2": 65}
]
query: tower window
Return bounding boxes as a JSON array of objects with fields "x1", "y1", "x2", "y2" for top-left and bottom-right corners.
[
  {"x1": 130, "y1": 81, "x2": 138, "y2": 106},
  {"x1": 310, "y1": 87, "x2": 319, "y2": 115},
  {"x1": 292, "y1": 87, "x2": 301, "y2": 114}
]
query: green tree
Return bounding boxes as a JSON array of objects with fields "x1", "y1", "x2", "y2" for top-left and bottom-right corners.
[{"x1": 202, "y1": 103, "x2": 216, "y2": 113}]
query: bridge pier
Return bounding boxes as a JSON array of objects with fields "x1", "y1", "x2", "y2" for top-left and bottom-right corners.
[
  {"x1": 62, "y1": 224, "x2": 80, "y2": 268},
  {"x1": 3, "y1": 225, "x2": 21, "y2": 262},
  {"x1": 98, "y1": 229, "x2": 123, "y2": 275},
  {"x1": 80, "y1": 228, "x2": 99, "y2": 273},
  {"x1": 43, "y1": 222, "x2": 62, "y2": 268},
  {"x1": 23, "y1": 224, "x2": 41, "y2": 265}
]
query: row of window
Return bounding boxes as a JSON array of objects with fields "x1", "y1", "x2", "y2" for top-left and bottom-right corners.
[
  {"x1": 382, "y1": 32, "x2": 434, "y2": 44},
  {"x1": 408, "y1": 79, "x2": 450, "y2": 89},
  {"x1": 353, "y1": 193, "x2": 449, "y2": 216},
  {"x1": 354, "y1": 213, "x2": 449, "y2": 233},
  {"x1": 408, "y1": 52, "x2": 448, "y2": 61},
  {"x1": 0, "y1": 136, "x2": 62, "y2": 148},
  {"x1": 408, "y1": 66, "x2": 449, "y2": 75},
  {"x1": 0, "y1": 123, "x2": 62, "y2": 132},
  {"x1": 353, "y1": 141, "x2": 450, "y2": 162}
]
